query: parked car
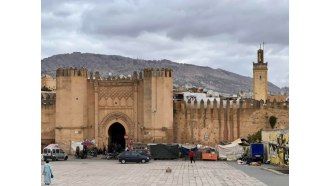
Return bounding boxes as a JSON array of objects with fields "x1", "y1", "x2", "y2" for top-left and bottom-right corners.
[
  {"x1": 118, "y1": 151, "x2": 150, "y2": 164},
  {"x1": 132, "y1": 149, "x2": 151, "y2": 158}
]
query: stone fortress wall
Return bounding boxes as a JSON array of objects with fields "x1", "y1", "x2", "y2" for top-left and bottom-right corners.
[
  {"x1": 173, "y1": 98, "x2": 288, "y2": 146},
  {"x1": 41, "y1": 66, "x2": 288, "y2": 153}
]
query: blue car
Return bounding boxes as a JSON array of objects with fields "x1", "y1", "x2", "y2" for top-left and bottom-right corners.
[{"x1": 118, "y1": 151, "x2": 150, "y2": 164}]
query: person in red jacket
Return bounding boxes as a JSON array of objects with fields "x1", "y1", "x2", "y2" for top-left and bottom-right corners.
[{"x1": 189, "y1": 149, "x2": 195, "y2": 163}]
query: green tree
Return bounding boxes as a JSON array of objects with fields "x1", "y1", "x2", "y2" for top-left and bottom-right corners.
[{"x1": 247, "y1": 129, "x2": 262, "y2": 143}]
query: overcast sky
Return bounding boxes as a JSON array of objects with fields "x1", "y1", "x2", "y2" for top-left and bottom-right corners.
[{"x1": 41, "y1": 0, "x2": 288, "y2": 88}]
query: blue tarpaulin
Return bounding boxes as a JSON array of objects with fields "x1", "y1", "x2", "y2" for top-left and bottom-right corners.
[{"x1": 180, "y1": 145, "x2": 198, "y2": 157}]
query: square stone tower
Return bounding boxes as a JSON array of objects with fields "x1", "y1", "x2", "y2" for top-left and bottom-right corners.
[
  {"x1": 143, "y1": 68, "x2": 173, "y2": 143},
  {"x1": 253, "y1": 47, "x2": 268, "y2": 101},
  {"x1": 55, "y1": 67, "x2": 89, "y2": 152}
]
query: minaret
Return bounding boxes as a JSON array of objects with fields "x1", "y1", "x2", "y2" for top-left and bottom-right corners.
[{"x1": 253, "y1": 44, "x2": 268, "y2": 101}]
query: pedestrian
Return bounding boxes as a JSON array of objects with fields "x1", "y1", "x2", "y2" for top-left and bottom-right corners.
[
  {"x1": 189, "y1": 149, "x2": 195, "y2": 163},
  {"x1": 42, "y1": 160, "x2": 54, "y2": 185},
  {"x1": 83, "y1": 145, "x2": 87, "y2": 159}
]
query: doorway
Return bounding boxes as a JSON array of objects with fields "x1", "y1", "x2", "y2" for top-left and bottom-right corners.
[{"x1": 108, "y1": 122, "x2": 126, "y2": 153}]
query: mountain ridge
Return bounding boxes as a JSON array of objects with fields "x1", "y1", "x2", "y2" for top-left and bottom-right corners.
[{"x1": 41, "y1": 52, "x2": 286, "y2": 95}]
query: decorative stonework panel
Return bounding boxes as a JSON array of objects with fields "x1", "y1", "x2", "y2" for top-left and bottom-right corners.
[
  {"x1": 127, "y1": 97, "x2": 133, "y2": 106},
  {"x1": 120, "y1": 98, "x2": 126, "y2": 106},
  {"x1": 107, "y1": 98, "x2": 113, "y2": 106},
  {"x1": 99, "y1": 86, "x2": 134, "y2": 100},
  {"x1": 99, "y1": 97, "x2": 106, "y2": 106},
  {"x1": 114, "y1": 98, "x2": 120, "y2": 106}
]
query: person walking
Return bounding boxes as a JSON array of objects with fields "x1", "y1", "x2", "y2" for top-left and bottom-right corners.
[
  {"x1": 42, "y1": 160, "x2": 53, "y2": 185},
  {"x1": 189, "y1": 149, "x2": 195, "y2": 163}
]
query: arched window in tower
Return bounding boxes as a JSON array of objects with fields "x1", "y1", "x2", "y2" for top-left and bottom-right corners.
[{"x1": 260, "y1": 75, "x2": 262, "y2": 80}]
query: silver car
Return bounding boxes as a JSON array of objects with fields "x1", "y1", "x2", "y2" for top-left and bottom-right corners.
[{"x1": 43, "y1": 147, "x2": 68, "y2": 161}]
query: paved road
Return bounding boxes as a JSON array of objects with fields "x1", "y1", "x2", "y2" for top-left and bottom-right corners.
[
  {"x1": 41, "y1": 157, "x2": 286, "y2": 186},
  {"x1": 226, "y1": 161, "x2": 288, "y2": 186}
]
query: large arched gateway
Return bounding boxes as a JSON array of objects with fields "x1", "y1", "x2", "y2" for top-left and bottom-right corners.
[
  {"x1": 98, "y1": 112, "x2": 135, "y2": 151},
  {"x1": 108, "y1": 122, "x2": 126, "y2": 152}
]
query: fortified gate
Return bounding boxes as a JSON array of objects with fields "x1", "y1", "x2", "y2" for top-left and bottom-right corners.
[{"x1": 49, "y1": 68, "x2": 173, "y2": 153}]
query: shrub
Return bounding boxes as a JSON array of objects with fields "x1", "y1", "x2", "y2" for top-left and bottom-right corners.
[{"x1": 247, "y1": 129, "x2": 262, "y2": 143}]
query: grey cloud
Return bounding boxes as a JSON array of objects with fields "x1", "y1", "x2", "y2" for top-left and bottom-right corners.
[
  {"x1": 77, "y1": 0, "x2": 288, "y2": 46},
  {"x1": 43, "y1": 0, "x2": 288, "y2": 47},
  {"x1": 41, "y1": 0, "x2": 289, "y2": 87}
]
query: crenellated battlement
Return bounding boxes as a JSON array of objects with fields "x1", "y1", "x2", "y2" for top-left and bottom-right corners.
[
  {"x1": 41, "y1": 91, "x2": 56, "y2": 105},
  {"x1": 86, "y1": 70, "x2": 144, "y2": 82},
  {"x1": 179, "y1": 97, "x2": 288, "y2": 110},
  {"x1": 55, "y1": 67, "x2": 173, "y2": 81},
  {"x1": 143, "y1": 68, "x2": 172, "y2": 78},
  {"x1": 56, "y1": 67, "x2": 88, "y2": 77}
]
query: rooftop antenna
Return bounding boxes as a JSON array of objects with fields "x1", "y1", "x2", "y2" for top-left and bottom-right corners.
[
  {"x1": 263, "y1": 42, "x2": 265, "y2": 62},
  {"x1": 263, "y1": 42, "x2": 265, "y2": 50},
  {"x1": 260, "y1": 43, "x2": 261, "y2": 49}
]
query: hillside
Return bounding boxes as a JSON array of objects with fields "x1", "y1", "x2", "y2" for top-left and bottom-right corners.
[{"x1": 41, "y1": 52, "x2": 283, "y2": 95}]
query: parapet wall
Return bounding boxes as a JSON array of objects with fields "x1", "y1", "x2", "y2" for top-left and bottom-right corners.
[
  {"x1": 88, "y1": 71, "x2": 144, "y2": 81},
  {"x1": 41, "y1": 92, "x2": 56, "y2": 105},
  {"x1": 184, "y1": 98, "x2": 289, "y2": 109},
  {"x1": 56, "y1": 67, "x2": 88, "y2": 77},
  {"x1": 173, "y1": 98, "x2": 289, "y2": 146},
  {"x1": 143, "y1": 68, "x2": 172, "y2": 78}
]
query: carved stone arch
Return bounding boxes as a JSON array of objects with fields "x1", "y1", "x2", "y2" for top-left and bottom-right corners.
[{"x1": 98, "y1": 112, "x2": 135, "y2": 147}]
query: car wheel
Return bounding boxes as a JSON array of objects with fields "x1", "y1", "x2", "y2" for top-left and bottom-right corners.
[
  {"x1": 64, "y1": 156, "x2": 68, "y2": 160},
  {"x1": 121, "y1": 159, "x2": 126, "y2": 164},
  {"x1": 141, "y1": 159, "x2": 146, "y2": 163}
]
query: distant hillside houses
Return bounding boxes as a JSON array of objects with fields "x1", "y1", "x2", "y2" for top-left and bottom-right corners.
[{"x1": 174, "y1": 91, "x2": 254, "y2": 108}]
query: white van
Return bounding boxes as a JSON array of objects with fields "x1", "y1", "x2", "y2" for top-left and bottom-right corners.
[{"x1": 43, "y1": 145, "x2": 68, "y2": 161}]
